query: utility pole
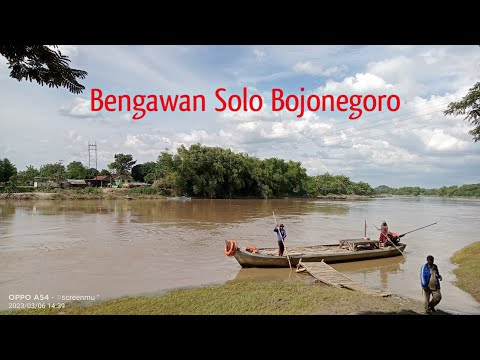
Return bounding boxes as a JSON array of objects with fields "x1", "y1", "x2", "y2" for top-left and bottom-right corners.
[
  {"x1": 57, "y1": 160, "x2": 64, "y2": 184},
  {"x1": 88, "y1": 142, "x2": 98, "y2": 170}
]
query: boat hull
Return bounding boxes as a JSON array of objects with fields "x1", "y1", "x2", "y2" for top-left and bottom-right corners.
[{"x1": 232, "y1": 243, "x2": 407, "y2": 268}]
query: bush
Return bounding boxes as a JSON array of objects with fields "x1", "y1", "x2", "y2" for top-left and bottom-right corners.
[
  {"x1": 16, "y1": 186, "x2": 35, "y2": 193},
  {"x1": 126, "y1": 187, "x2": 165, "y2": 195}
]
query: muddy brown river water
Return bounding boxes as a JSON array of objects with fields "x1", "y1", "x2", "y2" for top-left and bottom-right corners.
[{"x1": 1, "y1": 196, "x2": 479, "y2": 314}]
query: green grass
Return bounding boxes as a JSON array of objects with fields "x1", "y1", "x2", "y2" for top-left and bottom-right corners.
[
  {"x1": 451, "y1": 241, "x2": 480, "y2": 302},
  {"x1": 1, "y1": 279, "x2": 425, "y2": 315}
]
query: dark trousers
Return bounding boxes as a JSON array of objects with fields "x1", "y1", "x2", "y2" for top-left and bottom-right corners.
[{"x1": 278, "y1": 240, "x2": 284, "y2": 256}]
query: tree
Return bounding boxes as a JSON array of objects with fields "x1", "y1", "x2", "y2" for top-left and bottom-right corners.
[
  {"x1": 16, "y1": 165, "x2": 39, "y2": 185},
  {"x1": 108, "y1": 154, "x2": 136, "y2": 175},
  {"x1": 444, "y1": 82, "x2": 480, "y2": 142},
  {"x1": 131, "y1": 162, "x2": 156, "y2": 182},
  {"x1": 39, "y1": 163, "x2": 66, "y2": 180},
  {"x1": 85, "y1": 168, "x2": 99, "y2": 179},
  {"x1": 66, "y1": 161, "x2": 87, "y2": 179},
  {"x1": 0, "y1": 158, "x2": 17, "y2": 183},
  {"x1": 0, "y1": 45, "x2": 88, "y2": 94},
  {"x1": 351, "y1": 181, "x2": 374, "y2": 196}
]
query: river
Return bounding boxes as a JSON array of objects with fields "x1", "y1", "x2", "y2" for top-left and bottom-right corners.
[{"x1": 1, "y1": 196, "x2": 479, "y2": 314}]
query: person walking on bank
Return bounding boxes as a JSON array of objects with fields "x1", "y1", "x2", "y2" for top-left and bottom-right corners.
[
  {"x1": 420, "y1": 255, "x2": 443, "y2": 314},
  {"x1": 274, "y1": 224, "x2": 287, "y2": 256}
]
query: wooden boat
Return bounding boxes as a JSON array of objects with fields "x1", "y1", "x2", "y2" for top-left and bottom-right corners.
[{"x1": 225, "y1": 239, "x2": 407, "y2": 268}]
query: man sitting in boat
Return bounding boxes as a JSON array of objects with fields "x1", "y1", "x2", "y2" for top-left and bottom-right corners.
[
  {"x1": 274, "y1": 224, "x2": 287, "y2": 256},
  {"x1": 379, "y1": 221, "x2": 400, "y2": 247}
]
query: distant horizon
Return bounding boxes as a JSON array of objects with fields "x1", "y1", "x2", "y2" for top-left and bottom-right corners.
[{"x1": 1, "y1": 45, "x2": 479, "y2": 188}]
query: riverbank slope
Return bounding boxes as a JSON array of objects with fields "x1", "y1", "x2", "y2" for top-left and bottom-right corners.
[{"x1": 451, "y1": 241, "x2": 480, "y2": 303}]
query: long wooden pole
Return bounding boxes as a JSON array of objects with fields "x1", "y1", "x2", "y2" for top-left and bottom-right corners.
[{"x1": 273, "y1": 211, "x2": 292, "y2": 269}]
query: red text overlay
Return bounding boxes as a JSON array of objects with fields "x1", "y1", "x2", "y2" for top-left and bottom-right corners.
[{"x1": 91, "y1": 87, "x2": 401, "y2": 120}]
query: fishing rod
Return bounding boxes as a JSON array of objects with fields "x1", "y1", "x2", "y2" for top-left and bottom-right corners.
[
  {"x1": 397, "y1": 222, "x2": 437, "y2": 238},
  {"x1": 372, "y1": 221, "x2": 437, "y2": 238}
]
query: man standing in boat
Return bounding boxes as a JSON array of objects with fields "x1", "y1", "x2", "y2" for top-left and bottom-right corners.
[{"x1": 274, "y1": 224, "x2": 287, "y2": 256}]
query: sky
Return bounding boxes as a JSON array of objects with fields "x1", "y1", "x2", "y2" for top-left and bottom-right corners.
[{"x1": 0, "y1": 45, "x2": 479, "y2": 188}]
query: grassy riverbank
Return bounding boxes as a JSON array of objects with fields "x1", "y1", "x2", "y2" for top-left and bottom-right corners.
[
  {"x1": 0, "y1": 189, "x2": 167, "y2": 200},
  {"x1": 451, "y1": 241, "x2": 480, "y2": 303},
  {"x1": 2, "y1": 279, "x2": 429, "y2": 315},
  {"x1": 0, "y1": 190, "x2": 384, "y2": 201}
]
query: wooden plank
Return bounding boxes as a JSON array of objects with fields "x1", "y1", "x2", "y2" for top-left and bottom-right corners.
[{"x1": 299, "y1": 260, "x2": 392, "y2": 297}]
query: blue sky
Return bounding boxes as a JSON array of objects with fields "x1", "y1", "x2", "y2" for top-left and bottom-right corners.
[{"x1": 1, "y1": 45, "x2": 479, "y2": 188}]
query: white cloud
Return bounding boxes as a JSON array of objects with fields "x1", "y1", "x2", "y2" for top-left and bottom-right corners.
[
  {"x1": 420, "y1": 48, "x2": 448, "y2": 65},
  {"x1": 388, "y1": 45, "x2": 415, "y2": 52},
  {"x1": 237, "y1": 121, "x2": 259, "y2": 132},
  {"x1": 367, "y1": 56, "x2": 413, "y2": 83},
  {"x1": 57, "y1": 45, "x2": 79, "y2": 58},
  {"x1": 254, "y1": 49, "x2": 266, "y2": 61},
  {"x1": 317, "y1": 73, "x2": 394, "y2": 94},
  {"x1": 0, "y1": 55, "x2": 10, "y2": 78},
  {"x1": 293, "y1": 61, "x2": 340, "y2": 76},
  {"x1": 422, "y1": 129, "x2": 470, "y2": 151},
  {"x1": 59, "y1": 97, "x2": 100, "y2": 118},
  {"x1": 67, "y1": 130, "x2": 83, "y2": 143},
  {"x1": 365, "y1": 56, "x2": 428, "y2": 99}
]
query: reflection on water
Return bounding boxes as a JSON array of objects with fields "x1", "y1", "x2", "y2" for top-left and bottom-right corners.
[
  {"x1": 331, "y1": 256, "x2": 405, "y2": 289},
  {"x1": 1, "y1": 197, "x2": 480, "y2": 314},
  {"x1": 233, "y1": 257, "x2": 406, "y2": 291},
  {"x1": 1, "y1": 199, "x2": 349, "y2": 226},
  {"x1": 0, "y1": 201, "x2": 15, "y2": 219}
]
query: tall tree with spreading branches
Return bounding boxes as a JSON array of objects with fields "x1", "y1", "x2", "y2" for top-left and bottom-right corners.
[
  {"x1": 444, "y1": 82, "x2": 480, "y2": 142},
  {"x1": 108, "y1": 154, "x2": 137, "y2": 175},
  {"x1": 0, "y1": 45, "x2": 87, "y2": 94}
]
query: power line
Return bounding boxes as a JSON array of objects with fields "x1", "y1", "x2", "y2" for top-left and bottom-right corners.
[
  {"x1": 309, "y1": 95, "x2": 461, "y2": 139},
  {"x1": 251, "y1": 105, "x2": 465, "y2": 160},
  {"x1": 258, "y1": 91, "x2": 473, "y2": 158},
  {"x1": 309, "y1": 108, "x2": 446, "y2": 144}
]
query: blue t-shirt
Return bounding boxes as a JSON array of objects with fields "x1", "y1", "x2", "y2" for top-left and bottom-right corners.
[{"x1": 274, "y1": 227, "x2": 286, "y2": 242}]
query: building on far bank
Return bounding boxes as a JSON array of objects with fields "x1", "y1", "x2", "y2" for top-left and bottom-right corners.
[
  {"x1": 63, "y1": 179, "x2": 87, "y2": 189},
  {"x1": 112, "y1": 175, "x2": 133, "y2": 188},
  {"x1": 33, "y1": 177, "x2": 61, "y2": 189},
  {"x1": 87, "y1": 175, "x2": 111, "y2": 188}
]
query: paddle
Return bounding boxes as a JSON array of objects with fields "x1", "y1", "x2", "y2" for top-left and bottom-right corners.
[{"x1": 272, "y1": 211, "x2": 292, "y2": 269}]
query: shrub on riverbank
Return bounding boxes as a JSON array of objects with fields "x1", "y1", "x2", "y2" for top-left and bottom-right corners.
[{"x1": 126, "y1": 187, "x2": 166, "y2": 196}]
